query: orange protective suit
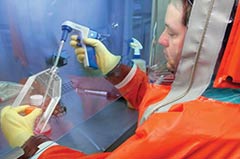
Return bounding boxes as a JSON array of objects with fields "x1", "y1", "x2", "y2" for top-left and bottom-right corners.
[
  {"x1": 214, "y1": 1, "x2": 240, "y2": 89},
  {"x1": 38, "y1": 68, "x2": 240, "y2": 159}
]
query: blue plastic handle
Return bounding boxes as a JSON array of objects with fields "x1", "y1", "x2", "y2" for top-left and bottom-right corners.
[
  {"x1": 86, "y1": 46, "x2": 98, "y2": 69},
  {"x1": 76, "y1": 29, "x2": 101, "y2": 69},
  {"x1": 85, "y1": 29, "x2": 101, "y2": 69}
]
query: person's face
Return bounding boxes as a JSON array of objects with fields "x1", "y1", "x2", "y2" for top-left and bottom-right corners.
[{"x1": 158, "y1": 3, "x2": 187, "y2": 73}]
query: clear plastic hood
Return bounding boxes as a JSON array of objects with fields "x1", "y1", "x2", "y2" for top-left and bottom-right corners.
[{"x1": 0, "y1": 0, "x2": 152, "y2": 82}]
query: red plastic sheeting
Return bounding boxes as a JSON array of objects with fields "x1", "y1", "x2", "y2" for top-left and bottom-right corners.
[
  {"x1": 214, "y1": 2, "x2": 240, "y2": 89},
  {"x1": 39, "y1": 98, "x2": 240, "y2": 159}
]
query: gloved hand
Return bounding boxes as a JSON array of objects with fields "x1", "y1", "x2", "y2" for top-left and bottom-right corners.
[
  {"x1": 0, "y1": 105, "x2": 42, "y2": 148},
  {"x1": 70, "y1": 36, "x2": 121, "y2": 75}
]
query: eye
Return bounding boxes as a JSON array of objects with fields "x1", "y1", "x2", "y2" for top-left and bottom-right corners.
[
  {"x1": 167, "y1": 32, "x2": 176, "y2": 37},
  {"x1": 166, "y1": 29, "x2": 177, "y2": 37}
]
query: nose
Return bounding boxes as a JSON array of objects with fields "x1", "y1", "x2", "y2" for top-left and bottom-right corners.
[{"x1": 158, "y1": 30, "x2": 169, "y2": 47}]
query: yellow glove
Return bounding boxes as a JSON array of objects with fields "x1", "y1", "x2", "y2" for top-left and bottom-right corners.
[
  {"x1": 0, "y1": 105, "x2": 42, "y2": 148},
  {"x1": 70, "y1": 36, "x2": 121, "y2": 75}
]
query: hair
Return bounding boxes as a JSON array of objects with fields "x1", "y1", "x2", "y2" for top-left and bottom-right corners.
[{"x1": 170, "y1": 0, "x2": 193, "y2": 26}]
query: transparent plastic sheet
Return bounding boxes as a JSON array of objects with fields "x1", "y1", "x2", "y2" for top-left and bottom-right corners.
[
  {"x1": 147, "y1": 63, "x2": 175, "y2": 84},
  {"x1": 0, "y1": 81, "x2": 23, "y2": 104},
  {"x1": 1, "y1": 0, "x2": 127, "y2": 80},
  {"x1": 1, "y1": 0, "x2": 120, "y2": 136},
  {"x1": 147, "y1": 1, "x2": 174, "y2": 85}
]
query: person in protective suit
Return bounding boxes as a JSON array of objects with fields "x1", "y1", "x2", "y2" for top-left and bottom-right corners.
[{"x1": 1, "y1": 0, "x2": 240, "y2": 158}]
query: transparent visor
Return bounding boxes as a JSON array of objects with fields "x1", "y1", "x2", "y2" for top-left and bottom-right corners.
[{"x1": 146, "y1": 1, "x2": 176, "y2": 85}]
